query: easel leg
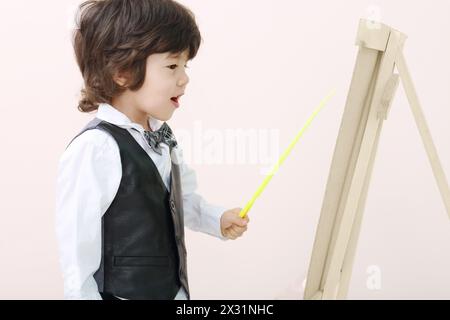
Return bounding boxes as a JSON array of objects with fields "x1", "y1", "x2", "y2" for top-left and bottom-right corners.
[
  {"x1": 321, "y1": 30, "x2": 405, "y2": 299},
  {"x1": 396, "y1": 53, "x2": 450, "y2": 218},
  {"x1": 337, "y1": 73, "x2": 401, "y2": 299},
  {"x1": 322, "y1": 53, "x2": 381, "y2": 299},
  {"x1": 303, "y1": 47, "x2": 381, "y2": 300}
]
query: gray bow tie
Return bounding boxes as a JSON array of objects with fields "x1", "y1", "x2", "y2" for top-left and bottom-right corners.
[{"x1": 143, "y1": 122, "x2": 178, "y2": 155}]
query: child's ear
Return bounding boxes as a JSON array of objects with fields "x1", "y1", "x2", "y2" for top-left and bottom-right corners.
[{"x1": 113, "y1": 70, "x2": 130, "y2": 88}]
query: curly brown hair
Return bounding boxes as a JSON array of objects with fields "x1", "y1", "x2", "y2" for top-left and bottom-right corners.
[{"x1": 73, "y1": 0, "x2": 202, "y2": 113}]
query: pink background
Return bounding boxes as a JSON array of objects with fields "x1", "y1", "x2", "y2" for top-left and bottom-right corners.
[{"x1": 0, "y1": 0, "x2": 449, "y2": 299}]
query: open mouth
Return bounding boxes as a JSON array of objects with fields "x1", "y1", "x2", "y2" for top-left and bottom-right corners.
[
  {"x1": 170, "y1": 96, "x2": 180, "y2": 108},
  {"x1": 170, "y1": 94, "x2": 183, "y2": 107}
]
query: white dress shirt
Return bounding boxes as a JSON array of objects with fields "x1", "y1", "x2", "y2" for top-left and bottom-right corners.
[{"x1": 55, "y1": 103, "x2": 228, "y2": 300}]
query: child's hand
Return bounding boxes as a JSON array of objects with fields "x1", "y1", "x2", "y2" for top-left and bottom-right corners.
[{"x1": 220, "y1": 208, "x2": 250, "y2": 240}]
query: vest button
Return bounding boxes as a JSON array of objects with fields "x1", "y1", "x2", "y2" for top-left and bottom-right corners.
[{"x1": 170, "y1": 200, "x2": 176, "y2": 211}]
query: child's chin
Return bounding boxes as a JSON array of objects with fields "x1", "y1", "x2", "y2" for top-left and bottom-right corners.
[
  {"x1": 159, "y1": 114, "x2": 171, "y2": 122},
  {"x1": 149, "y1": 110, "x2": 173, "y2": 122},
  {"x1": 162, "y1": 111, "x2": 176, "y2": 121}
]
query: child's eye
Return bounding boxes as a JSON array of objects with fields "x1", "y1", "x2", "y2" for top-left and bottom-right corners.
[{"x1": 168, "y1": 64, "x2": 190, "y2": 70}]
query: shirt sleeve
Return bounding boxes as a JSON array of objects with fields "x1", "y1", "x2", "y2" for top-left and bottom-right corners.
[
  {"x1": 174, "y1": 146, "x2": 229, "y2": 241},
  {"x1": 54, "y1": 129, "x2": 122, "y2": 299}
]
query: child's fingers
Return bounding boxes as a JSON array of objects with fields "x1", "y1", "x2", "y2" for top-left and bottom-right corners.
[
  {"x1": 223, "y1": 229, "x2": 235, "y2": 240},
  {"x1": 231, "y1": 224, "x2": 247, "y2": 234},
  {"x1": 226, "y1": 228, "x2": 240, "y2": 239},
  {"x1": 225, "y1": 233, "x2": 237, "y2": 240}
]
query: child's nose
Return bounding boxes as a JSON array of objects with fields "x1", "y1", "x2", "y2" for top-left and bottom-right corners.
[{"x1": 177, "y1": 73, "x2": 189, "y2": 87}]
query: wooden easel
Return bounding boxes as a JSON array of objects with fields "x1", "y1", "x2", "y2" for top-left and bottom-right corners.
[{"x1": 304, "y1": 19, "x2": 450, "y2": 300}]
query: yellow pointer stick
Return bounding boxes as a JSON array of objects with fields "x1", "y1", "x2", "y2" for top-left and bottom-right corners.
[{"x1": 239, "y1": 89, "x2": 336, "y2": 218}]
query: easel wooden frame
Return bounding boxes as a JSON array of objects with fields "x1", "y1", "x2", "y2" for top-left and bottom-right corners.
[{"x1": 304, "y1": 19, "x2": 450, "y2": 300}]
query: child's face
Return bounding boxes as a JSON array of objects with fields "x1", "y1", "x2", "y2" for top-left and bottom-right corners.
[{"x1": 119, "y1": 50, "x2": 190, "y2": 122}]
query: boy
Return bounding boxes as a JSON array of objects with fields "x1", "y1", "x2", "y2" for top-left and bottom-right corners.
[{"x1": 55, "y1": 0, "x2": 249, "y2": 300}]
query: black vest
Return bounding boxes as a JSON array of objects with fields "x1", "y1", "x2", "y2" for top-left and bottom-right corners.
[{"x1": 67, "y1": 118, "x2": 190, "y2": 300}]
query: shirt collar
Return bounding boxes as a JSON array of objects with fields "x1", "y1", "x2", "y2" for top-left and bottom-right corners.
[{"x1": 97, "y1": 103, "x2": 163, "y2": 132}]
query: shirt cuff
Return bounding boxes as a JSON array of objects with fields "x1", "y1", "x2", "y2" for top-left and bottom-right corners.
[{"x1": 200, "y1": 201, "x2": 229, "y2": 241}]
